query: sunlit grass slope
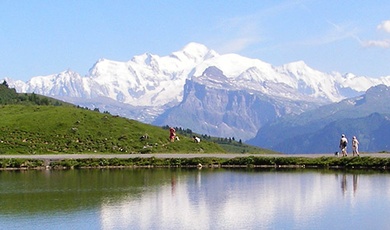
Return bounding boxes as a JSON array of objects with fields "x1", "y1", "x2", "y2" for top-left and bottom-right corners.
[
  {"x1": 0, "y1": 105, "x2": 230, "y2": 154},
  {"x1": 0, "y1": 83, "x2": 276, "y2": 155}
]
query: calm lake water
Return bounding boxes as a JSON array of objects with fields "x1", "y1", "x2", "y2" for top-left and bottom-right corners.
[{"x1": 0, "y1": 168, "x2": 389, "y2": 230}]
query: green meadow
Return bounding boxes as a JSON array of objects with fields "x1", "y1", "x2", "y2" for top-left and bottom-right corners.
[{"x1": 0, "y1": 82, "x2": 274, "y2": 155}]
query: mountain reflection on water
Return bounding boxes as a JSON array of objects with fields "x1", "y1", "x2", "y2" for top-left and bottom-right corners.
[
  {"x1": 1, "y1": 168, "x2": 390, "y2": 229},
  {"x1": 99, "y1": 169, "x2": 390, "y2": 229}
]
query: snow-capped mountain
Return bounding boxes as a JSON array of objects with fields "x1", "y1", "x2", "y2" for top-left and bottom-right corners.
[
  {"x1": 12, "y1": 43, "x2": 217, "y2": 107},
  {"x1": 4, "y1": 42, "x2": 390, "y2": 139}
]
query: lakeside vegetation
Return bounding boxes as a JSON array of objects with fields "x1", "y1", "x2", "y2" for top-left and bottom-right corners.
[
  {"x1": 1, "y1": 156, "x2": 390, "y2": 170},
  {"x1": 50, "y1": 156, "x2": 390, "y2": 170}
]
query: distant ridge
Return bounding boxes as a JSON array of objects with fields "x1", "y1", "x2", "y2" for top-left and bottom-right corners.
[{"x1": 248, "y1": 84, "x2": 390, "y2": 153}]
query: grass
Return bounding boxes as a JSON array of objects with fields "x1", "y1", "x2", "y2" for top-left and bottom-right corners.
[
  {"x1": 57, "y1": 156, "x2": 390, "y2": 169},
  {"x1": 1, "y1": 155, "x2": 389, "y2": 170},
  {"x1": 0, "y1": 105, "x2": 275, "y2": 155},
  {"x1": 0, "y1": 105, "x2": 230, "y2": 154}
]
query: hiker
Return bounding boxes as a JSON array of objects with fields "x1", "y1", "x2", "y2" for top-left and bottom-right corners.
[
  {"x1": 352, "y1": 136, "x2": 360, "y2": 157},
  {"x1": 169, "y1": 127, "x2": 176, "y2": 142},
  {"x1": 339, "y1": 134, "x2": 348, "y2": 157}
]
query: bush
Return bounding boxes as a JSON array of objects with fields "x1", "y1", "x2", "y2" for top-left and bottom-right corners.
[{"x1": 0, "y1": 158, "x2": 44, "y2": 168}]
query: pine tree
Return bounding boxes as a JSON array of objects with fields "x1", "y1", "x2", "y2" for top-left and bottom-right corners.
[{"x1": 2, "y1": 80, "x2": 9, "y2": 88}]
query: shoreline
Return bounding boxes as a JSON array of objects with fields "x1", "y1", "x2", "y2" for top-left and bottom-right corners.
[
  {"x1": 0, "y1": 153, "x2": 389, "y2": 170},
  {"x1": 0, "y1": 152, "x2": 389, "y2": 160}
]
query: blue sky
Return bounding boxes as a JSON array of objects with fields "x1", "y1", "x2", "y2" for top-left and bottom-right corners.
[{"x1": 1, "y1": 0, "x2": 389, "y2": 81}]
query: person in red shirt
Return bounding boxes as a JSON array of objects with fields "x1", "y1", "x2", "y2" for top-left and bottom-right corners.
[{"x1": 169, "y1": 127, "x2": 176, "y2": 142}]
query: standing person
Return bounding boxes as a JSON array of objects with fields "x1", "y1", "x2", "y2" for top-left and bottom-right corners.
[
  {"x1": 352, "y1": 136, "x2": 360, "y2": 157},
  {"x1": 169, "y1": 127, "x2": 176, "y2": 142},
  {"x1": 339, "y1": 134, "x2": 348, "y2": 157}
]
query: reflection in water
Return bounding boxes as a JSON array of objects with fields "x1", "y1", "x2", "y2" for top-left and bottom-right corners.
[
  {"x1": 99, "y1": 169, "x2": 390, "y2": 229},
  {"x1": 353, "y1": 174, "x2": 358, "y2": 194},
  {"x1": 339, "y1": 173, "x2": 360, "y2": 196},
  {"x1": 1, "y1": 169, "x2": 390, "y2": 229},
  {"x1": 341, "y1": 174, "x2": 348, "y2": 195},
  {"x1": 171, "y1": 175, "x2": 176, "y2": 195}
]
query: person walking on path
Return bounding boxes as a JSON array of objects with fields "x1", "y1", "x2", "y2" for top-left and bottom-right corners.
[
  {"x1": 352, "y1": 136, "x2": 360, "y2": 157},
  {"x1": 339, "y1": 134, "x2": 348, "y2": 157}
]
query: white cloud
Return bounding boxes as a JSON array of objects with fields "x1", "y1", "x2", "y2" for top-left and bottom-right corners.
[
  {"x1": 211, "y1": 13, "x2": 263, "y2": 54},
  {"x1": 299, "y1": 21, "x2": 360, "y2": 46},
  {"x1": 377, "y1": 20, "x2": 390, "y2": 33},
  {"x1": 210, "y1": 1, "x2": 307, "y2": 54},
  {"x1": 360, "y1": 20, "x2": 390, "y2": 48},
  {"x1": 217, "y1": 38, "x2": 260, "y2": 54},
  {"x1": 362, "y1": 39, "x2": 390, "y2": 48}
]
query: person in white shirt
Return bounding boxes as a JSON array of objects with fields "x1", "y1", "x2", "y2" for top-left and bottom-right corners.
[{"x1": 352, "y1": 136, "x2": 360, "y2": 157}]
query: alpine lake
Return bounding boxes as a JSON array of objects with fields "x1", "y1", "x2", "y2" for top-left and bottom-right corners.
[{"x1": 1, "y1": 167, "x2": 389, "y2": 229}]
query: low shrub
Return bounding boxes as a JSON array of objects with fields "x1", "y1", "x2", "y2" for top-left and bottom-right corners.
[{"x1": 0, "y1": 158, "x2": 44, "y2": 168}]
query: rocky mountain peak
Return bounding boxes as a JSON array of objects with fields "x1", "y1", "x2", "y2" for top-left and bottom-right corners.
[{"x1": 364, "y1": 84, "x2": 390, "y2": 102}]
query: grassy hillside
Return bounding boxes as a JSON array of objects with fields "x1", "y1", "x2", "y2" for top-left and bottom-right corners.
[
  {"x1": 0, "y1": 105, "x2": 277, "y2": 155},
  {"x1": 0, "y1": 83, "x2": 275, "y2": 155},
  {"x1": 0, "y1": 105, "x2": 226, "y2": 154}
]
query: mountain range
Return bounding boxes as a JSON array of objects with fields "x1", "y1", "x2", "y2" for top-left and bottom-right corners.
[
  {"x1": 247, "y1": 84, "x2": 390, "y2": 153},
  {"x1": 4, "y1": 42, "x2": 390, "y2": 152}
]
